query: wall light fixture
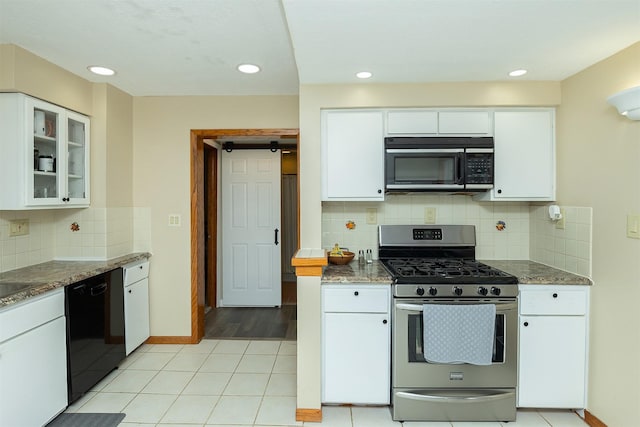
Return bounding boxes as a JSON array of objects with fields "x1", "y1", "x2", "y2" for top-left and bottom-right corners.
[{"x1": 607, "y1": 86, "x2": 640, "y2": 120}]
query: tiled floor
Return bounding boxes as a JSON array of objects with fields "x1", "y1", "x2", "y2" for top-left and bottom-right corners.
[{"x1": 64, "y1": 339, "x2": 588, "y2": 427}]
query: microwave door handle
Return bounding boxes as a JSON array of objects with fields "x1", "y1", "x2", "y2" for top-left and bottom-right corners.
[{"x1": 455, "y1": 153, "x2": 464, "y2": 184}]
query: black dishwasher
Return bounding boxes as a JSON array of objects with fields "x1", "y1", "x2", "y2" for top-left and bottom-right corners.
[{"x1": 65, "y1": 268, "x2": 125, "y2": 403}]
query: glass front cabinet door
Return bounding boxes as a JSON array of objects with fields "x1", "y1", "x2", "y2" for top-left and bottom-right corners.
[{"x1": 0, "y1": 93, "x2": 90, "y2": 209}]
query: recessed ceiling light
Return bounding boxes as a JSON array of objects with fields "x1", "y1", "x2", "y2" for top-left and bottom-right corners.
[
  {"x1": 238, "y1": 64, "x2": 261, "y2": 74},
  {"x1": 356, "y1": 71, "x2": 373, "y2": 79},
  {"x1": 509, "y1": 69, "x2": 528, "y2": 77},
  {"x1": 87, "y1": 66, "x2": 116, "y2": 76}
]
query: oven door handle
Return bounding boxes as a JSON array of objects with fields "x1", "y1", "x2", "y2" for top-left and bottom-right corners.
[
  {"x1": 396, "y1": 302, "x2": 518, "y2": 312},
  {"x1": 396, "y1": 390, "x2": 515, "y2": 403},
  {"x1": 396, "y1": 303, "x2": 424, "y2": 312}
]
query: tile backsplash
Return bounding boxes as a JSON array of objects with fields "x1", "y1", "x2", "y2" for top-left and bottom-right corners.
[
  {"x1": 0, "y1": 207, "x2": 150, "y2": 273},
  {"x1": 322, "y1": 194, "x2": 531, "y2": 261},
  {"x1": 529, "y1": 205, "x2": 592, "y2": 278}
]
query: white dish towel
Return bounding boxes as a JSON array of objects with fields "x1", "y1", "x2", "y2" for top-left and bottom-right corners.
[{"x1": 423, "y1": 304, "x2": 496, "y2": 366}]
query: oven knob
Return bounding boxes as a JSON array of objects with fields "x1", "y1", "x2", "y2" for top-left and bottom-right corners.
[
  {"x1": 428, "y1": 287, "x2": 438, "y2": 296},
  {"x1": 491, "y1": 286, "x2": 502, "y2": 296},
  {"x1": 416, "y1": 287, "x2": 425, "y2": 296},
  {"x1": 453, "y1": 286, "x2": 463, "y2": 296},
  {"x1": 477, "y1": 286, "x2": 488, "y2": 296}
]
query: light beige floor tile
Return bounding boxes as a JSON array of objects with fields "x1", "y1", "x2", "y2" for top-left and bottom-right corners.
[
  {"x1": 101, "y1": 369, "x2": 157, "y2": 393},
  {"x1": 246, "y1": 340, "x2": 282, "y2": 355},
  {"x1": 146, "y1": 343, "x2": 185, "y2": 353},
  {"x1": 223, "y1": 372, "x2": 270, "y2": 396},
  {"x1": 265, "y1": 373, "x2": 297, "y2": 396},
  {"x1": 199, "y1": 353, "x2": 242, "y2": 373},
  {"x1": 160, "y1": 394, "x2": 220, "y2": 424},
  {"x1": 273, "y1": 354, "x2": 297, "y2": 373},
  {"x1": 182, "y1": 372, "x2": 232, "y2": 395},
  {"x1": 63, "y1": 391, "x2": 96, "y2": 413},
  {"x1": 312, "y1": 406, "x2": 353, "y2": 427},
  {"x1": 236, "y1": 354, "x2": 277, "y2": 373},
  {"x1": 205, "y1": 425, "x2": 252, "y2": 427},
  {"x1": 163, "y1": 352, "x2": 209, "y2": 371},
  {"x1": 278, "y1": 341, "x2": 297, "y2": 355},
  {"x1": 180, "y1": 339, "x2": 219, "y2": 354},
  {"x1": 538, "y1": 410, "x2": 588, "y2": 426},
  {"x1": 123, "y1": 393, "x2": 178, "y2": 424},
  {"x1": 212, "y1": 339, "x2": 250, "y2": 354},
  {"x1": 396, "y1": 422, "x2": 452, "y2": 427},
  {"x1": 125, "y1": 352, "x2": 175, "y2": 370},
  {"x1": 118, "y1": 350, "x2": 144, "y2": 369},
  {"x1": 452, "y1": 422, "x2": 501, "y2": 427},
  {"x1": 76, "y1": 392, "x2": 136, "y2": 413},
  {"x1": 141, "y1": 370, "x2": 195, "y2": 394},
  {"x1": 119, "y1": 423, "x2": 156, "y2": 427},
  {"x1": 88, "y1": 369, "x2": 121, "y2": 392},
  {"x1": 206, "y1": 395, "x2": 262, "y2": 424},
  {"x1": 499, "y1": 409, "x2": 551, "y2": 426},
  {"x1": 352, "y1": 406, "x2": 401, "y2": 427},
  {"x1": 255, "y1": 396, "x2": 302, "y2": 426}
]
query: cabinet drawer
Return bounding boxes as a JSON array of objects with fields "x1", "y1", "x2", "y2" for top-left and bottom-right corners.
[
  {"x1": 323, "y1": 287, "x2": 389, "y2": 313},
  {"x1": 124, "y1": 261, "x2": 149, "y2": 285},
  {"x1": 520, "y1": 289, "x2": 587, "y2": 315},
  {"x1": 0, "y1": 288, "x2": 64, "y2": 343}
]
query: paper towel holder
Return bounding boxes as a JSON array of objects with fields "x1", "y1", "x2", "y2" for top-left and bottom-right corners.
[{"x1": 548, "y1": 205, "x2": 562, "y2": 221}]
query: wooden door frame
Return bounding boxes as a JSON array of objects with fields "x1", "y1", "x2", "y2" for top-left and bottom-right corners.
[{"x1": 189, "y1": 128, "x2": 300, "y2": 342}]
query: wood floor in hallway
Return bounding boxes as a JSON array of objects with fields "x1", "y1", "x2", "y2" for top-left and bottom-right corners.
[{"x1": 204, "y1": 305, "x2": 297, "y2": 340}]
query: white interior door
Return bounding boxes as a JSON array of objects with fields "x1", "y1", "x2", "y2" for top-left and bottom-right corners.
[{"x1": 221, "y1": 149, "x2": 282, "y2": 306}]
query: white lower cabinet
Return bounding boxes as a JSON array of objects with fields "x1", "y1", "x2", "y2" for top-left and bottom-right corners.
[
  {"x1": 517, "y1": 285, "x2": 589, "y2": 408},
  {"x1": 124, "y1": 261, "x2": 151, "y2": 355},
  {"x1": 0, "y1": 289, "x2": 68, "y2": 426},
  {"x1": 322, "y1": 284, "x2": 391, "y2": 404}
]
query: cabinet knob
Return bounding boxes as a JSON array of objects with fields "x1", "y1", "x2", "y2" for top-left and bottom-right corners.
[
  {"x1": 523, "y1": 321, "x2": 529, "y2": 327},
  {"x1": 497, "y1": 189, "x2": 502, "y2": 194},
  {"x1": 128, "y1": 290, "x2": 132, "y2": 293},
  {"x1": 552, "y1": 293, "x2": 558, "y2": 298},
  {"x1": 377, "y1": 189, "x2": 382, "y2": 194},
  {"x1": 354, "y1": 291, "x2": 359, "y2": 296},
  {"x1": 383, "y1": 319, "x2": 388, "y2": 324}
]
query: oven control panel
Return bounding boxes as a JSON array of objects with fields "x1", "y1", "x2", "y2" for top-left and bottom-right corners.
[
  {"x1": 413, "y1": 228, "x2": 442, "y2": 240},
  {"x1": 394, "y1": 284, "x2": 519, "y2": 298}
]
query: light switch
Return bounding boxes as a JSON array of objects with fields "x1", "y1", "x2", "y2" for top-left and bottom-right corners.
[
  {"x1": 366, "y1": 208, "x2": 377, "y2": 224},
  {"x1": 424, "y1": 207, "x2": 436, "y2": 224},
  {"x1": 627, "y1": 214, "x2": 640, "y2": 239},
  {"x1": 9, "y1": 219, "x2": 29, "y2": 236}
]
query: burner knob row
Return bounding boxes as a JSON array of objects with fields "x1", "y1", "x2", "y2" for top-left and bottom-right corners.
[
  {"x1": 415, "y1": 286, "x2": 502, "y2": 297},
  {"x1": 416, "y1": 287, "x2": 438, "y2": 296}
]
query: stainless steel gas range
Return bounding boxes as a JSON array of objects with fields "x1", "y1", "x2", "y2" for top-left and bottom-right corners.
[{"x1": 378, "y1": 224, "x2": 518, "y2": 423}]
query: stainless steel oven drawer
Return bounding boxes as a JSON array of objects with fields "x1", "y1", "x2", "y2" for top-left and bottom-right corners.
[{"x1": 392, "y1": 388, "x2": 516, "y2": 422}]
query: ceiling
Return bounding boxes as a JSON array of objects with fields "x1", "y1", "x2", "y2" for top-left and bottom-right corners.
[{"x1": 1, "y1": 0, "x2": 638, "y2": 97}]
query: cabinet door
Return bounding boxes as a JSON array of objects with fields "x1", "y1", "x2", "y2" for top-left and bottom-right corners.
[
  {"x1": 0, "y1": 317, "x2": 68, "y2": 426},
  {"x1": 27, "y1": 97, "x2": 66, "y2": 207},
  {"x1": 438, "y1": 111, "x2": 491, "y2": 134},
  {"x1": 491, "y1": 111, "x2": 555, "y2": 200},
  {"x1": 323, "y1": 312, "x2": 390, "y2": 404},
  {"x1": 322, "y1": 110, "x2": 384, "y2": 200},
  {"x1": 65, "y1": 111, "x2": 90, "y2": 205},
  {"x1": 387, "y1": 110, "x2": 438, "y2": 134},
  {"x1": 518, "y1": 315, "x2": 586, "y2": 408},
  {"x1": 124, "y1": 278, "x2": 150, "y2": 355}
]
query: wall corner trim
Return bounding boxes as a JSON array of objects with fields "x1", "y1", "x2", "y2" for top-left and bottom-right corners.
[
  {"x1": 584, "y1": 410, "x2": 608, "y2": 427},
  {"x1": 296, "y1": 408, "x2": 322, "y2": 422},
  {"x1": 291, "y1": 249, "x2": 327, "y2": 277}
]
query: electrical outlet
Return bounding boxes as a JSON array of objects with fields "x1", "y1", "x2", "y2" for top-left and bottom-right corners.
[
  {"x1": 628, "y1": 214, "x2": 640, "y2": 239},
  {"x1": 555, "y1": 208, "x2": 566, "y2": 229},
  {"x1": 168, "y1": 214, "x2": 181, "y2": 226},
  {"x1": 366, "y1": 208, "x2": 377, "y2": 224},
  {"x1": 9, "y1": 219, "x2": 30, "y2": 236},
  {"x1": 424, "y1": 207, "x2": 436, "y2": 224}
]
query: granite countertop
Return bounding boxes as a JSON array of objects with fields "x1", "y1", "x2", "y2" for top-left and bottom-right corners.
[
  {"x1": 0, "y1": 253, "x2": 151, "y2": 308},
  {"x1": 322, "y1": 259, "x2": 591, "y2": 286},
  {"x1": 481, "y1": 260, "x2": 592, "y2": 286},
  {"x1": 322, "y1": 260, "x2": 392, "y2": 283}
]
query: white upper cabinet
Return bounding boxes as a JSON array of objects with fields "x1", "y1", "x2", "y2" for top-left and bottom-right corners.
[
  {"x1": 322, "y1": 109, "x2": 385, "y2": 201},
  {"x1": 0, "y1": 93, "x2": 90, "y2": 209},
  {"x1": 476, "y1": 109, "x2": 555, "y2": 201},
  {"x1": 387, "y1": 110, "x2": 438, "y2": 134},
  {"x1": 386, "y1": 109, "x2": 492, "y2": 135}
]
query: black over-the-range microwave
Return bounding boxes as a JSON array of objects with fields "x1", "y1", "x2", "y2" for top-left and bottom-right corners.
[{"x1": 384, "y1": 136, "x2": 494, "y2": 192}]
